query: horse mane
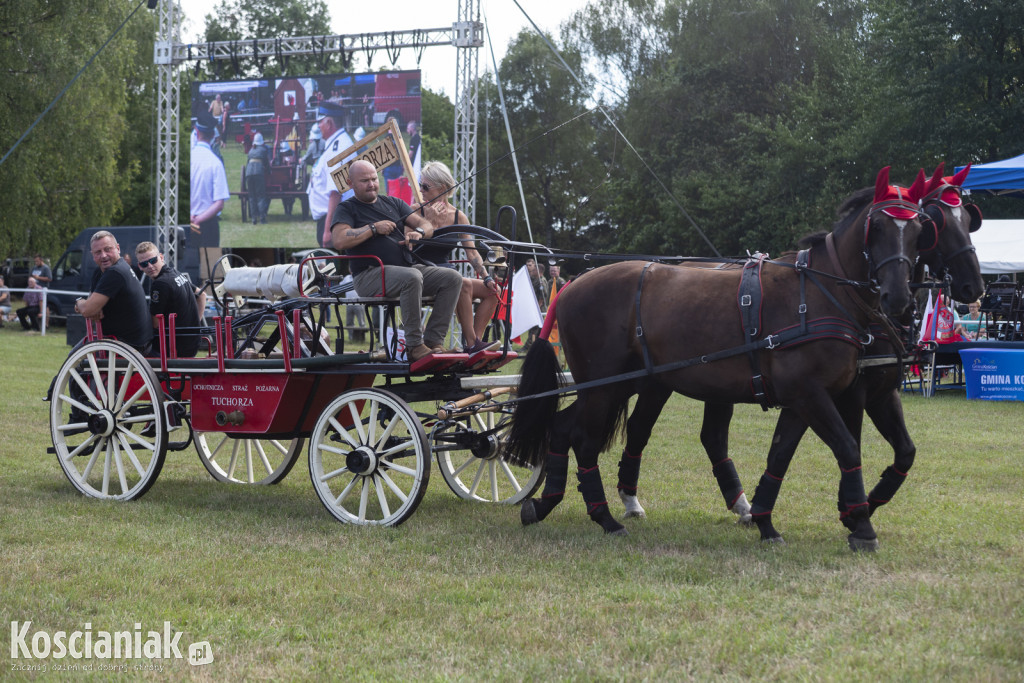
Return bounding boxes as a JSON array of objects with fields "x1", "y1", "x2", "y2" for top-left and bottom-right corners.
[{"x1": 795, "y1": 186, "x2": 873, "y2": 249}]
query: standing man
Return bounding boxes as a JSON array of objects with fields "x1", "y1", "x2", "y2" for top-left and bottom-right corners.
[
  {"x1": 331, "y1": 160, "x2": 462, "y2": 362},
  {"x1": 74, "y1": 231, "x2": 152, "y2": 355},
  {"x1": 31, "y1": 254, "x2": 52, "y2": 287},
  {"x1": 136, "y1": 242, "x2": 206, "y2": 358},
  {"x1": 190, "y1": 113, "x2": 230, "y2": 246},
  {"x1": 245, "y1": 132, "x2": 271, "y2": 225},
  {"x1": 308, "y1": 102, "x2": 355, "y2": 248}
]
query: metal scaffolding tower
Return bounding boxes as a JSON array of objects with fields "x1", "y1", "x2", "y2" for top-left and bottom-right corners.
[{"x1": 152, "y1": 0, "x2": 481, "y2": 264}]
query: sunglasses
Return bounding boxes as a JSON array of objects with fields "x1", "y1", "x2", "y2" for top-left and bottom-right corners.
[
  {"x1": 419, "y1": 183, "x2": 432, "y2": 192},
  {"x1": 138, "y1": 256, "x2": 160, "y2": 268}
]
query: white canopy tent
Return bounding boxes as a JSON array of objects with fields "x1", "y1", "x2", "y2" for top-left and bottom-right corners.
[{"x1": 971, "y1": 219, "x2": 1024, "y2": 274}]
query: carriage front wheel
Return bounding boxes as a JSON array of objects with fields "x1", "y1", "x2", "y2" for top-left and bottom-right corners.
[
  {"x1": 49, "y1": 340, "x2": 167, "y2": 500},
  {"x1": 194, "y1": 433, "x2": 303, "y2": 485},
  {"x1": 431, "y1": 412, "x2": 544, "y2": 505},
  {"x1": 308, "y1": 388, "x2": 429, "y2": 526}
]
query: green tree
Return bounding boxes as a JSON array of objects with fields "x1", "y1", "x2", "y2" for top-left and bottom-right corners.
[
  {"x1": 0, "y1": 0, "x2": 154, "y2": 259},
  {"x1": 480, "y1": 30, "x2": 608, "y2": 252},
  {"x1": 200, "y1": 0, "x2": 332, "y2": 79},
  {"x1": 420, "y1": 88, "x2": 455, "y2": 165}
]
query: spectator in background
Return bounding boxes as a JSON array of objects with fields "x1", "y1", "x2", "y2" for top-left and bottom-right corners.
[
  {"x1": 122, "y1": 253, "x2": 142, "y2": 280},
  {"x1": 406, "y1": 120, "x2": 421, "y2": 164},
  {"x1": 31, "y1": 254, "x2": 52, "y2": 287},
  {"x1": 208, "y1": 93, "x2": 223, "y2": 119},
  {"x1": 298, "y1": 125, "x2": 325, "y2": 182},
  {"x1": 548, "y1": 261, "x2": 566, "y2": 294},
  {"x1": 17, "y1": 276, "x2": 43, "y2": 332},
  {"x1": 190, "y1": 114, "x2": 230, "y2": 246},
  {"x1": 0, "y1": 274, "x2": 12, "y2": 326},
  {"x1": 136, "y1": 242, "x2": 205, "y2": 357},
  {"x1": 308, "y1": 102, "x2": 355, "y2": 248},
  {"x1": 245, "y1": 132, "x2": 271, "y2": 225}
]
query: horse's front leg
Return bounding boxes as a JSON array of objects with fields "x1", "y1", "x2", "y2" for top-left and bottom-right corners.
[
  {"x1": 616, "y1": 384, "x2": 672, "y2": 519},
  {"x1": 750, "y1": 408, "x2": 809, "y2": 544},
  {"x1": 700, "y1": 402, "x2": 752, "y2": 524},
  {"x1": 864, "y1": 389, "x2": 916, "y2": 517},
  {"x1": 798, "y1": 396, "x2": 878, "y2": 551}
]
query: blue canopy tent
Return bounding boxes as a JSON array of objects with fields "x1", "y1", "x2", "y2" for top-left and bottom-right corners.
[{"x1": 956, "y1": 152, "x2": 1024, "y2": 197}]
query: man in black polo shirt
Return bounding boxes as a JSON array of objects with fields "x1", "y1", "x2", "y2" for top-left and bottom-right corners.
[
  {"x1": 136, "y1": 241, "x2": 206, "y2": 357},
  {"x1": 74, "y1": 231, "x2": 152, "y2": 355},
  {"x1": 331, "y1": 159, "x2": 462, "y2": 361}
]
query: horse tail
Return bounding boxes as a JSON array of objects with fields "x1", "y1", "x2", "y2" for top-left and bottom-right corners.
[{"x1": 505, "y1": 338, "x2": 562, "y2": 468}]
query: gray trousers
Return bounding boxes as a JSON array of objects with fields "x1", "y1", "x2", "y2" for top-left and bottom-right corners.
[{"x1": 353, "y1": 264, "x2": 462, "y2": 348}]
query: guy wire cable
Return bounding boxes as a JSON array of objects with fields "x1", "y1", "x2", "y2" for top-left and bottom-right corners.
[
  {"x1": 0, "y1": 0, "x2": 150, "y2": 169},
  {"x1": 509, "y1": 0, "x2": 722, "y2": 257}
]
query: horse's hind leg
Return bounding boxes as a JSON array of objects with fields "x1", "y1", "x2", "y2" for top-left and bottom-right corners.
[
  {"x1": 521, "y1": 403, "x2": 576, "y2": 526},
  {"x1": 864, "y1": 389, "x2": 916, "y2": 517},
  {"x1": 573, "y1": 390, "x2": 628, "y2": 535},
  {"x1": 616, "y1": 384, "x2": 672, "y2": 519},
  {"x1": 700, "y1": 403, "x2": 752, "y2": 524},
  {"x1": 750, "y1": 408, "x2": 809, "y2": 544}
]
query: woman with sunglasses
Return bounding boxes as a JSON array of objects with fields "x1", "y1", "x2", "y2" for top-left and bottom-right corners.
[{"x1": 413, "y1": 161, "x2": 500, "y2": 354}]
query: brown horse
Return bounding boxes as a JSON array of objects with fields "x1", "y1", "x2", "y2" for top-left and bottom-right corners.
[
  {"x1": 609, "y1": 163, "x2": 986, "y2": 527},
  {"x1": 507, "y1": 167, "x2": 929, "y2": 550}
]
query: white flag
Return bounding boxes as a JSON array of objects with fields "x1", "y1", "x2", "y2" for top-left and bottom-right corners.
[
  {"x1": 510, "y1": 266, "x2": 544, "y2": 340},
  {"x1": 917, "y1": 291, "x2": 934, "y2": 343}
]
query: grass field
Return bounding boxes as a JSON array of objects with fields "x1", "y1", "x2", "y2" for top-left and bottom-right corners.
[{"x1": 2, "y1": 328, "x2": 1022, "y2": 680}]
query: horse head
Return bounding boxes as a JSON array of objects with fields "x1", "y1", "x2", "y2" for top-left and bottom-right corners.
[
  {"x1": 919, "y1": 162, "x2": 986, "y2": 303},
  {"x1": 860, "y1": 166, "x2": 927, "y2": 317}
]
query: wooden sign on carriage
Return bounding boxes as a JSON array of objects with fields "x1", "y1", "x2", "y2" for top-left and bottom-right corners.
[{"x1": 326, "y1": 119, "x2": 422, "y2": 205}]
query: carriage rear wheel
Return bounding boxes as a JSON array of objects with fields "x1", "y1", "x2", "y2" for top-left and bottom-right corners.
[
  {"x1": 49, "y1": 340, "x2": 167, "y2": 500},
  {"x1": 308, "y1": 388, "x2": 429, "y2": 526},
  {"x1": 431, "y1": 411, "x2": 544, "y2": 504},
  {"x1": 194, "y1": 433, "x2": 303, "y2": 485}
]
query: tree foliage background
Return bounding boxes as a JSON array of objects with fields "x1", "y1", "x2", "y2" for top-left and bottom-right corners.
[{"x1": 3, "y1": 0, "x2": 1022, "y2": 264}]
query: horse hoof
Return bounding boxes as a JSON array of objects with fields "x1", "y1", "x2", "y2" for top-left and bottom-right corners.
[
  {"x1": 607, "y1": 526, "x2": 629, "y2": 536},
  {"x1": 622, "y1": 509, "x2": 646, "y2": 520},
  {"x1": 736, "y1": 513, "x2": 754, "y2": 526},
  {"x1": 760, "y1": 536, "x2": 785, "y2": 547},
  {"x1": 848, "y1": 535, "x2": 879, "y2": 552},
  {"x1": 520, "y1": 499, "x2": 539, "y2": 526}
]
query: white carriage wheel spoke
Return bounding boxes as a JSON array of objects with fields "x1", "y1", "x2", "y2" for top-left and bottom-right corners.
[
  {"x1": 118, "y1": 425, "x2": 156, "y2": 451},
  {"x1": 119, "y1": 384, "x2": 153, "y2": 416},
  {"x1": 59, "y1": 393, "x2": 99, "y2": 419},
  {"x1": 119, "y1": 412, "x2": 157, "y2": 426},
  {"x1": 105, "y1": 352, "x2": 118, "y2": 408},
  {"x1": 116, "y1": 433, "x2": 147, "y2": 478},
  {"x1": 379, "y1": 457, "x2": 416, "y2": 477},
  {"x1": 317, "y1": 442, "x2": 347, "y2": 457},
  {"x1": 112, "y1": 363, "x2": 135, "y2": 413},
  {"x1": 113, "y1": 437, "x2": 129, "y2": 495},
  {"x1": 69, "y1": 367, "x2": 103, "y2": 411},
  {"x1": 466, "y1": 459, "x2": 487, "y2": 497},
  {"x1": 377, "y1": 434, "x2": 415, "y2": 459},
  {"x1": 347, "y1": 401, "x2": 368, "y2": 445},
  {"x1": 244, "y1": 441, "x2": 255, "y2": 483},
  {"x1": 253, "y1": 441, "x2": 274, "y2": 477},
  {"x1": 318, "y1": 464, "x2": 351, "y2": 483},
  {"x1": 328, "y1": 416, "x2": 360, "y2": 449},
  {"x1": 489, "y1": 461, "x2": 500, "y2": 501},
  {"x1": 86, "y1": 354, "x2": 109, "y2": 407},
  {"x1": 226, "y1": 440, "x2": 241, "y2": 480},
  {"x1": 374, "y1": 411, "x2": 401, "y2": 451},
  {"x1": 358, "y1": 477, "x2": 370, "y2": 522},
  {"x1": 64, "y1": 434, "x2": 100, "y2": 460},
  {"x1": 499, "y1": 459, "x2": 524, "y2": 492},
  {"x1": 377, "y1": 468, "x2": 410, "y2": 502},
  {"x1": 367, "y1": 400, "x2": 379, "y2": 448},
  {"x1": 332, "y1": 473, "x2": 360, "y2": 508},
  {"x1": 79, "y1": 439, "x2": 105, "y2": 478},
  {"x1": 373, "y1": 474, "x2": 392, "y2": 518},
  {"x1": 206, "y1": 433, "x2": 230, "y2": 459},
  {"x1": 471, "y1": 411, "x2": 488, "y2": 431},
  {"x1": 450, "y1": 455, "x2": 475, "y2": 477},
  {"x1": 101, "y1": 440, "x2": 112, "y2": 496}
]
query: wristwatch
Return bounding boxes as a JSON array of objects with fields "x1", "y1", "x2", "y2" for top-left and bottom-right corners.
[
  {"x1": 369, "y1": 223, "x2": 377, "y2": 235},
  {"x1": 413, "y1": 227, "x2": 426, "y2": 236}
]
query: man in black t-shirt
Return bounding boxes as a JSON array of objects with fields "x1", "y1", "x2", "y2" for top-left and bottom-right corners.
[
  {"x1": 331, "y1": 159, "x2": 462, "y2": 362},
  {"x1": 136, "y1": 241, "x2": 205, "y2": 357},
  {"x1": 74, "y1": 231, "x2": 152, "y2": 355}
]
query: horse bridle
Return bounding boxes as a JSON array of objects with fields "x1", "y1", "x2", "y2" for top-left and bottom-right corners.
[
  {"x1": 862, "y1": 192, "x2": 927, "y2": 286},
  {"x1": 920, "y1": 183, "x2": 978, "y2": 279}
]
